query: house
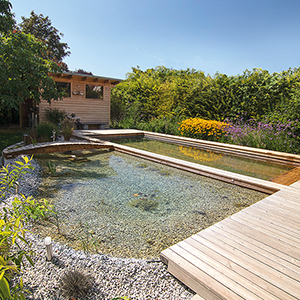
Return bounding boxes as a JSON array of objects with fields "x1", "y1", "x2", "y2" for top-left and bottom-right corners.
[{"x1": 20, "y1": 72, "x2": 122, "y2": 129}]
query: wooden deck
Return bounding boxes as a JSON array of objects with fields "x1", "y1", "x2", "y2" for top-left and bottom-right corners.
[{"x1": 161, "y1": 184, "x2": 300, "y2": 299}]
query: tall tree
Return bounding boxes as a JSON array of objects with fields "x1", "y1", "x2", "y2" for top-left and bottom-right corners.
[
  {"x1": 0, "y1": 31, "x2": 62, "y2": 110},
  {"x1": 19, "y1": 11, "x2": 70, "y2": 70},
  {"x1": 0, "y1": 0, "x2": 15, "y2": 35}
]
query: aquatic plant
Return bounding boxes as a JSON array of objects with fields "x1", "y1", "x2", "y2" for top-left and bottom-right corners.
[
  {"x1": 128, "y1": 197, "x2": 158, "y2": 212},
  {"x1": 159, "y1": 170, "x2": 170, "y2": 176},
  {"x1": 77, "y1": 222, "x2": 98, "y2": 254},
  {"x1": 60, "y1": 270, "x2": 92, "y2": 300},
  {"x1": 137, "y1": 163, "x2": 148, "y2": 168},
  {"x1": 47, "y1": 160, "x2": 56, "y2": 175},
  {"x1": 48, "y1": 206, "x2": 69, "y2": 234}
]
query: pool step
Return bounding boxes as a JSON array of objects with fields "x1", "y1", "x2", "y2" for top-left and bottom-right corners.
[{"x1": 270, "y1": 166, "x2": 300, "y2": 185}]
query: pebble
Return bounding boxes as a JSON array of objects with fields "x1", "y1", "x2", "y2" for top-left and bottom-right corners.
[{"x1": 3, "y1": 156, "x2": 195, "y2": 300}]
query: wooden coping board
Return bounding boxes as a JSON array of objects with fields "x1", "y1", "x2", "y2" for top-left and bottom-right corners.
[{"x1": 160, "y1": 185, "x2": 300, "y2": 299}]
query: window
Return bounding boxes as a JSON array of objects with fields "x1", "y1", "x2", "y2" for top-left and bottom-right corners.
[
  {"x1": 56, "y1": 82, "x2": 71, "y2": 97},
  {"x1": 86, "y1": 84, "x2": 103, "y2": 99}
]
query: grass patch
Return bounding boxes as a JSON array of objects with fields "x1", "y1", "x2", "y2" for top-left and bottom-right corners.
[{"x1": 0, "y1": 128, "x2": 26, "y2": 153}]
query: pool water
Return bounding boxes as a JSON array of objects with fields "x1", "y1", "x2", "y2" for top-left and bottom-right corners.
[
  {"x1": 114, "y1": 138, "x2": 293, "y2": 180},
  {"x1": 35, "y1": 150, "x2": 267, "y2": 259}
]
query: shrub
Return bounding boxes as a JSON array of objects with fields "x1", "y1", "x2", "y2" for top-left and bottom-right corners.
[
  {"x1": 224, "y1": 118, "x2": 300, "y2": 154},
  {"x1": 0, "y1": 156, "x2": 55, "y2": 299},
  {"x1": 28, "y1": 122, "x2": 59, "y2": 144},
  {"x1": 45, "y1": 107, "x2": 67, "y2": 125},
  {"x1": 137, "y1": 115, "x2": 183, "y2": 135},
  {"x1": 61, "y1": 118, "x2": 74, "y2": 141},
  {"x1": 178, "y1": 118, "x2": 228, "y2": 141}
]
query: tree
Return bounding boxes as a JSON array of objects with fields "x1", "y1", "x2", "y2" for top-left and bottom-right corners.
[
  {"x1": 0, "y1": 31, "x2": 62, "y2": 110},
  {"x1": 19, "y1": 11, "x2": 70, "y2": 70},
  {"x1": 0, "y1": 0, "x2": 15, "y2": 35}
]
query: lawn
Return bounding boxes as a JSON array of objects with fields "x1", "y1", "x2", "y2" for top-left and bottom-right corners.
[{"x1": 0, "y1": 128, "x2": 27, "y2": 153}]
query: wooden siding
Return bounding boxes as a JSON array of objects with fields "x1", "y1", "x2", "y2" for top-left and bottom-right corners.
[{"x1": 39, "y1": 78, "x2": 111, "y2": 128}]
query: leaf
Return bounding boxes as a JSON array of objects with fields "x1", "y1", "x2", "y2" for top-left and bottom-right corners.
[{"x1": 0, "y1": 277, "x2": 11, "y2": 299}]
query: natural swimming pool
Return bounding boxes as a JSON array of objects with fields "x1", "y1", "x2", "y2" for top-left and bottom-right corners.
[
  {"x1": 112, "y1": 138, "x2": 293, "y2": 180},
  {"x1": 35, "y1": 149, "x2": 267, "y2": 259}
]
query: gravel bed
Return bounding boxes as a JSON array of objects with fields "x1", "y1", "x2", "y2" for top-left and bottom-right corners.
[{"x1": 3, "y1": 156, "x2": 195, "y2": 300}]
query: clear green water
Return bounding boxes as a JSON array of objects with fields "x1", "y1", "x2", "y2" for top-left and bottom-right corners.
[
  {"x1": 113, "y1": 138, "x2": 293, "y2": 180},
  {"x1": 35, "y1": 150, "x2": 267, "y2": 259}
]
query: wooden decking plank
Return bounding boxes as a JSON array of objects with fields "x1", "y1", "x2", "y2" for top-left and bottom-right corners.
[
  {"x1": 251, "y1": 201, "x2": 300, "y2": 227},
  {"x1": 218, "y1": 218, "x2": 300, "y2": 260},
  {"x1": 260, "y1": 196, "x2": 300, "y2": 215},
  {"x1": 250, "y1": 203, "x2": 300, "y2": 230},
  {"x1": 169, "y1": 244, "x2": 264, "y2": 300},
  {"x1": 233, "y1": 209, "x2": 300, "y2": 239},
  {"x1": 206, "y1": 226, "x2": 300, "y2": 277},
  {"x1": 192, "y1": 232, "x2": 300, "y2": 299},
  {"x1": 268, "y1": 189, "x2": 300, "y2": 205},
  {"x1": 262, "y1": 194, "x2": 300, "y2": 210},
  {"x1": 213, "y1": 221, "x2": 300, "y2": 267},
  {"x1": 229, "y1": 214, "x2": 300, "y2": 247},
  {"x1": 162, "y1": 248, "x2": 235, "y2": 300},
  {"x1": 254, "y1": 201, "x2": 300, "y2": 221},
  {"x1": 239, "y1": 208, "x2": 300, "y2": 237},
  {"x1": 276, "y1": 188, "x2": 300, "y2": 202},
  {"x1": 202, "y1": 228, "x2": 300, "y2": 282},
  {"x1": 182, "y1": 238, "x2": 289, "y2": 299}
]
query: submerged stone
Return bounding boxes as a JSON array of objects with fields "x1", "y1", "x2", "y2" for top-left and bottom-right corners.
[{"x1": 128, "y1": 198, "x2": 159, "y2": 212}]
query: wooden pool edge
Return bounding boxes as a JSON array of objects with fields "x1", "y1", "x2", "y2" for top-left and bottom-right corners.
[{"x1": 73, "y1": 129, "x2": 293, "y2": 194}]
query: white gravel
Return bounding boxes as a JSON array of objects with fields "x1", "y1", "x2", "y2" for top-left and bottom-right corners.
[{"x1": 3, "y1": 157, "x2": 195, "y2": 300}]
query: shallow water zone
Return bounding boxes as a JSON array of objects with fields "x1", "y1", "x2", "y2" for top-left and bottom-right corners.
[
  {"x1": 35, "y1": 150, "x2": 267, "y2": 259},
  {"x1": 114, "y1": 138, "x2": 293, "y2": 180}
]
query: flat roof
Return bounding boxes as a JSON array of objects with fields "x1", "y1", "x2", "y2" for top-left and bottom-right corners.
[{"x1": 50, "y1": 71, "x2": 122, "y2": 85}]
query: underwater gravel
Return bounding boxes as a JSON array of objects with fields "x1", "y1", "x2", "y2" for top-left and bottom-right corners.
[{"x1": 4, "y1": 156, "x2": 195, "y2": 300}]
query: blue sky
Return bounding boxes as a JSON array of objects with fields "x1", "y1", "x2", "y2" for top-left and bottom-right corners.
[{"x1": 10, "y1": 0, "x2": 300, "y2": 79}]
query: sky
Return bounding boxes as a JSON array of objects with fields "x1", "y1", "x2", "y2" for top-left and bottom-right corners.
[{"x1": 10, "y1": 0, "x2": 300, "y2": 80}]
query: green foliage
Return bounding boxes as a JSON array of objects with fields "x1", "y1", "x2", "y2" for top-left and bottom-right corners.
[
  {"x1": 28, "y1": 122, "x2": 58, "y2": 144},
  {"x1": 135, "y1": 114, "x2": 183, "y2": 135},
  {"x1": 0, "y1": 31, "x2": 62, "y2": 110},
  {"x1": 112, "y1": 66, "x2": 300, "y2": 124},
  {"x1": 0, "y1": 156, "x2": 55, "y2": 299},
  {"x1": 0, "y1": 129, "x2": 25, "y2": 153},
  {"x1": 0, "y1": 156, "x2": 33, "y2": 199},
  {"x1": 0, "y1": 0, "x2": 15, "y2": 35},
  {"x1": 111, "y1": 66, "x2": 300, "y2": 151},
  {"x1": 224, "y1": 118, "x2": 300, "y2": 154},
  {"x1": 61, "y1": 118, "x2": 74, "y2": 141},
  {"x1": 45, "y1": 107, "x2": 67, "y2": 125},
  {"x1": 110, "y1": 297, "x2": 131, "y2": 300},
  {"x1": 19, "y1": 11, "x2": 70, "y2": 69},
  {"x1": 46, "y1": 160, "x2": 56, "y2": 175},
  {"x1": 77, "y1": 222, "x2": 98, "y2": 254}
]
